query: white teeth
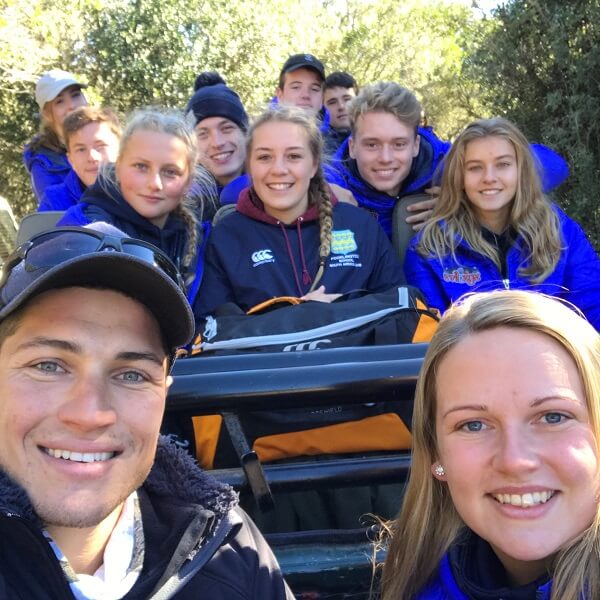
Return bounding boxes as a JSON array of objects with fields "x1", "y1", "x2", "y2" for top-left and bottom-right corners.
[
  {"x1": 481, "y1": 189, "x2": 501, "y2": 195},
  {"x1": 375, "y1": 169, "x2": 395, "y2": 176},
  {"x1": 45, "y1": 448, "x2": 115, "y2": 462},
  {"x1": 267, "y1": 183, "x2": 292, "y2": 190},
  {"x1": 212, "y1": 152, "x2": 231, "y2": 160},
  {"x1": 493, "y1": 490, "x2": 555, "y2": 507}
]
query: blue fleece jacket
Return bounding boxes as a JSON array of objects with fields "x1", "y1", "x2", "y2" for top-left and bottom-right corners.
[
  {"x1": 325, "y1": 127, "x2": 451, "y2": 237},
  {"x1": 404, "y1": 205, "x2": 600, "y2": 329},
  {"x1": 23, "y1": 143, "x2": 71, "y2": 202},
  {"x1": 194, "y1": 187, "x2": 405, "y2": 317},
  {"x1": 218, "y1": 173, "x2": 251, "y2": 205},
  {"x1": 416, "y1": 554, "x2": 553, "y2": 600},
  {"x1": 58, "y1": 179, "x2": 208, "y2": 305},
  {"x1": 38, "y1": 168, "x2": 84, "y2": 211},
  {"x1": 414, "y1": 529, "x2": 554, "y2": 600}
]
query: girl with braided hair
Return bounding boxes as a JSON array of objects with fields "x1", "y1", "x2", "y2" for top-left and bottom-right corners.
[
  {"x1": 60, "y1": 108, "x2": 217, "y2": 307},
  {"x1": 195, "y1": 105, "x2": 403, "y2": 317}
]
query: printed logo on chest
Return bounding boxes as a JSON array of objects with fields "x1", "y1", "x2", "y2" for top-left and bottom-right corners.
[
  {"x1": 251, "y1": 249, "x2": 275, "y2": 267},
  {"x1": 443, "y1": 266, "x2": 481, "y2": 286},
  {"x1": 330, "y1": 229, "x2": 362, "y2": 268}
]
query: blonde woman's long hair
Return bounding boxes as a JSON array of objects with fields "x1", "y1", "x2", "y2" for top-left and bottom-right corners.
[
  {"x1": 417, "y1": 118, "x2": 562, "y2": 283},
  {"x1": 381, "y1": 290, "x2": 600, "y2": 600}
]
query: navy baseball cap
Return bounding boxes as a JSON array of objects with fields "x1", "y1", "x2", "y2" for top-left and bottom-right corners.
[{"x1": 280, "y1": 54, "x2": 325, "y2": 81}]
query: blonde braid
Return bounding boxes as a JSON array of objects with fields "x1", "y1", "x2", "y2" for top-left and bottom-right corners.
[
  {"x1": 307, "y1": 173, "x2": 333, "y2": 292},
  {"x1": 174, "y1": 200, "x2": 199, "y2": 273}
]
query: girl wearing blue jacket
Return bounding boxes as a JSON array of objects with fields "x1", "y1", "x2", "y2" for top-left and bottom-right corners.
[
  {"x1": 381, "y1": 290, "x2": 600, "y2": 600},
  {"x1": 59, "y1": 108, "x2": 216, "y2": 307},
  {"x1": 23, "y1": 69, "x2": 88, "y2": 201},
  {"x1": 404, "y1": 117, "x2": 600, "y2": 329},
  {"x1": 195, "y1": 105, "x2": 404, "y2": 318}
]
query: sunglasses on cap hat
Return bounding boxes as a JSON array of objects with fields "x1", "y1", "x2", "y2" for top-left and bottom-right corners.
[{"x1": 0, "y1": 226, "x2": 183, "y2": 301}]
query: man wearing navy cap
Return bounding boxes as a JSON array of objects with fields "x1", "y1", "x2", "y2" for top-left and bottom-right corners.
[
  {"x1": 0, "y1": 224, "x2": 292, "y2": 598},
  {"x1": 276, "y1": 53, "x2": 326, "y2": 116}
]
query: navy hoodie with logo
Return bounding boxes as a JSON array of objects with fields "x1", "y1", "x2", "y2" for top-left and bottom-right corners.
[
  {"x1": 58, "y1": 179, "x2": 208, "y2": 306},
  {"x1": 194, "y1": 187, "x2": 405, "y2": 318}
]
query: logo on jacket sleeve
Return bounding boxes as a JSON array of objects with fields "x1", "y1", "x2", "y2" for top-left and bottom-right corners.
[
  {"x1": 331, "y1": 230, "x2": 357, "y2": 255},
  {"x1": 443, "y1": 266, "x2": 481, "y2": 286},
  {"x1": 251, "y1": 249, "x2": 275, "y2": 267}
]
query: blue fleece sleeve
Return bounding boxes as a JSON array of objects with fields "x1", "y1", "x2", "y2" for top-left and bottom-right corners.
[
  {"x1": 560, "y1": 216, "x2": 600, "y2": 330},
  {"x1": 323, "y1": 159, "x2": 348, "y2": 189},
  {"x1": 404, "y1": 244, "x2": 451, "y2": 314},
  {"x1": 38, "y1": 183, "x2": 74, "y2": 212},
  {"x1": 57, "y1": 203, "x2": 94, "y2": 226},
  {"x1": 27, "y1": 159, "x2": 65, "y2": 202}
]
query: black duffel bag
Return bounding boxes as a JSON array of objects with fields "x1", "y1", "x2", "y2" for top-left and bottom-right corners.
[{"x1": 190, "y1": 286, "x2": 439, "y2": 355}]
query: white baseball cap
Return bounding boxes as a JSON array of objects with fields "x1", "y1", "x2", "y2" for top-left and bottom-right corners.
[{"x1": 35, "y1": 69, "x2": 87, "y2": 110}]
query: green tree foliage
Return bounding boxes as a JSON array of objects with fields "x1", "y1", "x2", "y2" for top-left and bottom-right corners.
[
  {"x1": 0, "y1": 0, "x2": 492, "y2": 218},
  {"x1": 466, "y1": 0, "x2": 600, "y2": 245},
  {"x1": 0, "y1": 0, "x2": 87, "y2": 216},
  {"x1": 320, "y1": 0, "x2": 489, "y2": 137}
]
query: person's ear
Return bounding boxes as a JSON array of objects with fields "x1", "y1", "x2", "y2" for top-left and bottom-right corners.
[
  {"x1": 275, "y1": 87, "x2": 284, "y2": 101},
  {"x1": 348, "y1": 136, "x2": 355, "y2": 159},
  {"x1": 413, "y1": 134, "x2": 421, "y2": 158},
  {"x1": 431, "y1": 462, "x2": 447, "y2": 481}
]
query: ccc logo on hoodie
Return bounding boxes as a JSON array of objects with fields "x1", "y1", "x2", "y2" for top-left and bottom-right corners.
[{"x1": 251, "y1": 249, "x2": 275, "y2": 267}]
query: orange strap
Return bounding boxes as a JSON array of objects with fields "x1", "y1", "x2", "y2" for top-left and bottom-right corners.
[
  {"x1": 192, "y1": 415, "x2": 223, "y2": 469},
  {"x1": 246, "y1": 296, "x2": 302, "y2": 315},
  {"x1": 412, "y1": 299, "x2": 439, "y2": 343},
  {"x1": 253, "y1": 412, "x2": 412, "y2": 463}
]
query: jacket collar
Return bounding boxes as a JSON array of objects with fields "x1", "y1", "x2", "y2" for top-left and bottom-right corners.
[{"x1": 236, "y1": 186, "x2": 337, "y2": 226}]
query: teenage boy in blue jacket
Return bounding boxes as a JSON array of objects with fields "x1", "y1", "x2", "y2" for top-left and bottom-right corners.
[
  {"x1": 322, "y1": 71, "x2": 358, "y2": 156},
  {"x1": 39, "y1": 106, "x2": 121, "y2": 212},
  {"x1": 326, "y1": 82, "x2": 449, "y2": 239}
]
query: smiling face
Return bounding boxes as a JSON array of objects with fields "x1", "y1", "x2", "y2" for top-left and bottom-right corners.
[
  {"x1": 463, "y1": 135, "x2": 518, "y2": 233},
  {"x1": 43, "y1": 86, "x2": 88, "y2": 140},
  {"x1": 116, "y1": 130, "x2": 190, "y2": 228},
  {"x1": 276, "y1": 68, "x2": 324, "y2": 115},
  {"x1": 0, "y1": 287, "x2": 168, "y2": 532},
  {"x1": 434, "y1": 326, "x2": 599, "y2": 585},
  {"x1": 248, "y1": 120, "x2": 318, "y2": 224},
  {"x1": 324, "y1": 86, "x2": 356, "y2": 130},
  {"x1": 67, "y1": 121, "x2": 120, "y2": 187},
  {"x1": 349, "y1": 111, "x2": 420, "y2": 197},
  {"x1": 194, "y1": 116, "x2": 246, "y2": 186}
]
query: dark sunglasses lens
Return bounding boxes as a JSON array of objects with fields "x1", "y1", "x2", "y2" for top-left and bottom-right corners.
[
  {"x1": 24, "y1": 232, "x2": 101, "y2": 270},
  {"x1": 121, "y1": 241, "x2": 179, "y2": 280}
]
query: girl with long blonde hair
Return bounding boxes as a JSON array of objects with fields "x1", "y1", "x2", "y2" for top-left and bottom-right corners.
[
  {"x1": 382, "y1": 289, "x2": 600, "y2": 600},
  {"x1": 404, "y1": 117, "x2": 600, "y2": 329}
]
